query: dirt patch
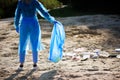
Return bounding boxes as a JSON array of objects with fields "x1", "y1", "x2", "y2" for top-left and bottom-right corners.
[{"x1": 0, "y1": 15, "x2": 120, "y2": 80}]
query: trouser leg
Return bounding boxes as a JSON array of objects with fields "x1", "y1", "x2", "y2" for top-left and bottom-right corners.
[
  {"x1": 32, "y1": 51, "x2": 38, "y2": 63},
  {"x1": 19, "y1": 23, "x2": 29, "y2": 63},
  {"x1": 30, "y1": 22, "x2": 40, "y2": 63},
  {"x1": 19, "y1": 50, "x2": 26, "y2": 63}
]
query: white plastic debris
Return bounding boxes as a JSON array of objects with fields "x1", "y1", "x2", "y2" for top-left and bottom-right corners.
[
  {"x1": 63, "y1": 52, "x2": 76, "y2": 57},
  {"x1": 73, "y1": 48, "x2": 87, "y2": 52},
  {"x1": 82, "y1": 52, "x2": 90, "y2": 59},
  {"x1": 116, "y1": 55, "x2": 120, "y2": 58},
  {"x1": 92, "y1": 49, "x2": 101, "y2": 58},
  {"x1": 115, "y1": 48, "x2": 120, "y2": 52},
  {"x1": 99, "y1": 51, "x2": 110, "y2": 57},
  {"x1": 93, "y1": 49, "x2": 101, "y2": 54},
  {"x1": 72, "y1": 56, "x2": 81, "y2": 61},
  {"x1": 83, "y1": 54, "x2": 90, "y2": 59}
]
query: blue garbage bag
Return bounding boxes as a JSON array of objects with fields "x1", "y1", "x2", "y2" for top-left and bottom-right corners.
[{"x1": 49, "y1": 21, "x2": 65, "y2": 63}]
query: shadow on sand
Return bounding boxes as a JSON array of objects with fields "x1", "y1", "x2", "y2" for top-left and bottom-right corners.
[
  {"x1": 39, "y1": 70, "x2": 58, "y2": 80},
  {"x1": 5, "y1": 69, "x2": 36, "y2": 80}
]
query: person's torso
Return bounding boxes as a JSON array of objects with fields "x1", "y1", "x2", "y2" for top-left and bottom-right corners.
[{"x1": 19, "y1": 0, "x2": 37, "y2": 17}]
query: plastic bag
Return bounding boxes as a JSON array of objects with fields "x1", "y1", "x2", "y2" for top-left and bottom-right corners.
[{"x1": 49, "y1": 22, "x2": 65, "y2": 63}]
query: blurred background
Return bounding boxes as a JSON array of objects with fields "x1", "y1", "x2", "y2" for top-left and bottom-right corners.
[{"x1": 0, "y1": 0, "x2": 119, "y2": 19}]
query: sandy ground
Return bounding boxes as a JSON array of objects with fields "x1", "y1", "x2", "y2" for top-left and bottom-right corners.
[{"x1": 0, "y1": 15, "x2": 120, "y2": 80}]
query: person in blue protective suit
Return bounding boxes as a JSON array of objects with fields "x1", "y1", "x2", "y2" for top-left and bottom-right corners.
[{"x1": 14, "y1": 0, "x2": 57, "y2": 70}]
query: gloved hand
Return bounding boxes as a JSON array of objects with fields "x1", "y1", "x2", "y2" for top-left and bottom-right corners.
[{"x1": 16, "y1": 27, "x2": 19, "y2": 33}]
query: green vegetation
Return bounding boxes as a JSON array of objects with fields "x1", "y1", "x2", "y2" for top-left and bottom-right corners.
[
  {"x1": 39, "y1": 0, "x2": 62, "y2": 9},
  {"x1": 0, "y1": 0, "x2": 119, "y2": 18},
  {"x1": 49, "y1": 6, "x2": 104, "y2": 17},
  {"x1": 49, "y1": 6, "x2": 81, "y2": 17},
  {"x1": 0, "y1": 0, "x2": 62, "y2": 18}
]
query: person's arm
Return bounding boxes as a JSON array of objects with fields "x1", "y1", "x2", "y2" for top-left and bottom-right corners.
[
  {"x1": 14, "y1": 1, "x2": 21, "y2": 33},
  {"x1": 35, "y1": 0, "x2": 56, "y2": 24}
]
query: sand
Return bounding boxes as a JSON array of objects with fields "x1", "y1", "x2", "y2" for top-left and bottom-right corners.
[{"x1": 0, "y1": 15, "x2": 120, "y2": 80}]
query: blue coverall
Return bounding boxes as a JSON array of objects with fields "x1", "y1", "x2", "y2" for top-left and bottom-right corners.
[{"x1": 14, "y1": 0, "x2": 56, "y2": 63}]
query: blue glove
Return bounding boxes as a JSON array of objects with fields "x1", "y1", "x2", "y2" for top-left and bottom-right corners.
[
  {"x1": 53, "y1": 21, "x2": 58, "y2": 24},
  {"x1": 16, "y1": 27, "x2": 19, "y2": 33}
]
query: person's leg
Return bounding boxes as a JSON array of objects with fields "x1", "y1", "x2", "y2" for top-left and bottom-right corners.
[
  {"x1": 18, "y1": 23, "x2": 29, "y2": 68},
  {"x1": 32, "y1": 51, "x2": 38, "y2": 69},
  {"x1": 32, "y1": 51, "x2": 38, "y2": 64},
  {"x1": 30, "y1": 32, "x2": 39, "y2": 65},
  {"x1": 29, "y1": 20, "x2": 40, "y2": 67},
  {"x1": 19, "y1": 50, "x2": 26, "y2": 65}
]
